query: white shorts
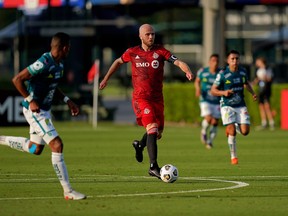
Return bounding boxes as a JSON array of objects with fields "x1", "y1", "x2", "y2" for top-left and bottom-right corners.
[
  {"x1": 23, "y1": 107, "x2": 59, "y2": 145},
  {"x1": 220, "y1": 106, "x2": 250, "y2": 126},
  {"x1": 199, "y1": 102, "x2": 221, "y2": 119}
]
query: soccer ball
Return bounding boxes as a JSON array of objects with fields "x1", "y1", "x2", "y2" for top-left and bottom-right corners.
[{"x1": 160, "y1": 164, "x2": 178, "y2": 183}]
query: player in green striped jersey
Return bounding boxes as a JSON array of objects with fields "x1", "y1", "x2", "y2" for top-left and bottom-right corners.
[
  {"x1": 0, "y1": 32, "x2": 86, "y2": 200},
  {"x1": 195, "y1": 54, "x2": 221, "y2": 149},
  {"x1": 211, "y1": 50, "x2": 257, "y2": 165}
]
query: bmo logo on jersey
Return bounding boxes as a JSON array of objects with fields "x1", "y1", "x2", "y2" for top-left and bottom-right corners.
[
  {"x1": 135, "y1": 60, "x2": 159, "y2": 69},
  {"x1": 151, "y1": 60, "x2": 159, "y2": 69},
  {"x1": 136, "y1": 62, "x2": 150, "y2": 67}
]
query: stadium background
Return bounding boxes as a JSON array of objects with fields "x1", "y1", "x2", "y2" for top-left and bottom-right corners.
[{"x1": 0, "y1": 0, "x2": 288, "y2": 126}]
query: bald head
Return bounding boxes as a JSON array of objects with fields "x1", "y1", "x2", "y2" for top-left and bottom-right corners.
[
  {"x1": 139, "y1": 24, "x2": 155, "y2": 50},
  {"x1": 139, "y1": 24, "x2": 154, "y2": 36}
]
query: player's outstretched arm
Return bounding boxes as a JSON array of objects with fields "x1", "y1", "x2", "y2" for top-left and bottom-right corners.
[
  {"x1": 99, "y1": 58, "x2": 124, "y2": 89},
  {"x1": 173, "y1": 59, "x2": 194, "y2": 81}
]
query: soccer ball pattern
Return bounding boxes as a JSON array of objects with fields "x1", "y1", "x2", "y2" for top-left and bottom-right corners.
[{"x1": 160, "y1": 164, "x2": 178, "y2": 183}]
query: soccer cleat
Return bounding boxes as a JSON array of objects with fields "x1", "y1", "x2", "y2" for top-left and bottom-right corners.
[
  {"x1": 231, "y1": 158, "x2": 238, "y2": 165},
  {"x1": 255, "y1": 125, "x2": 266, "y2": 131},
  {"x1": 132, "y1": 140, "x2": 144, "y2": 163},
  {"x1": 148, "y1": 168, "x2": 161, "y2": 179},
  {"x1": 64, "y1": 190, "x2": 86, "y2": 200},
  {"x1": 269, "y1": 126, "x2": 275, "y2": 131},
  {"x1": 205, "y1": 141, "x2": 213, "y2": 149}
]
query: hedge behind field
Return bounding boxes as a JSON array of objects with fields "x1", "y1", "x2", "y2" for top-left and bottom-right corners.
[{"x1": 163, "y1": 83, "x2": 288, "y2": 127}]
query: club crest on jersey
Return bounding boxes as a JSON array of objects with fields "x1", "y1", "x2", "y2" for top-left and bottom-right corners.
[
  {"x1": 153, "y1": 52, "x2": 159, "y2": 59},
  {"x1": 32, "y1": 61, "x2": 44, "y2": 71},
  {"x1": 144, "y1": 108, "x2": 150, "y2": 114}
]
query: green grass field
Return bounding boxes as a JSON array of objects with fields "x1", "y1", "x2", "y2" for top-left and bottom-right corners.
[{"x1": 0, "y1": 122, "x2": 287, "y2": 216}]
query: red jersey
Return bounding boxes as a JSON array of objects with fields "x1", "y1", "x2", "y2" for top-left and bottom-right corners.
[{"x1": 121, "y1": 45, "x2": 175, "y2": 101}]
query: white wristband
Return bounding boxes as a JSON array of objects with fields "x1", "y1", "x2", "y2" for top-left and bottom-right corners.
[
  {"x1": 25, "y1": 95, "x2": 33, "y2": 103},
  {"x1": 63, "y1": 96, "x2": 70, "y2": 103}
]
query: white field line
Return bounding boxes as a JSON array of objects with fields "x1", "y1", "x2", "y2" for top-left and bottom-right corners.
[
  {"x1": 0, "y1": 174, "x2": 287, "y2": 201},
  {"x1": 95, "y1": 178, "x2": 249, "y2": 198},
  {"x1": 0, "y1": 174, "x2": 251, "y2": 201}
]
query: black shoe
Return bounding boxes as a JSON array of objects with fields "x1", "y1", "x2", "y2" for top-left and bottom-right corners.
[
  {"x1": 132, "y1": 140, "x2": 143, "y2": 163},
  {"x1": 148, "y1": 168, "x2": 161, "y2": 179}
]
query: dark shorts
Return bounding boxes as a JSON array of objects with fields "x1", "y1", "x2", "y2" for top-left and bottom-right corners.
[{"x1": 258, "y1": 89, "x2": 271, "y2": 104}]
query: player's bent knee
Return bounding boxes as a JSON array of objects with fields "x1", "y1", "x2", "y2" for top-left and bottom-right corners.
[
  {"x1": 33, "y1": 148, "x2": 44, "y2": 155},
  {"x1": 146, "y1": 123, "x2": 158, "y2": 135},
  {"x1": 147, "y1": 127, "x2": 158, "y2": 135},
  {"x1": 226, "y1": 125, "x2": 236, "y2": 136},
  {"x1": 240, "y1": 126, "x2": 250, "y2": 136},
  {"x1": 49, "y1": 137, "x2": 63, "y2": 153},
  {"x1": 242, "y1": 131, "x2": 249, "y2": 136}
]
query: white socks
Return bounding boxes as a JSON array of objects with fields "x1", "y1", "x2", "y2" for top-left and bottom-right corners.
[
  {"x1": 201, "y1": 119, "x2": 209, "y2": 134},
  {"x1": 269, "y1": 119, "x2": 275, "y2": 128},
  {"x1": 261, "y1": 120, "x2": 267, "y2": 127},
  {"x1": 51, "y1": 152, "x2": 72, "y2": 193},
  {"x1": 209, "y1": 126, "x2": 217, "y2": 143},
  {"x1": 0, "y1": 136, "x2": 30, "y2": 153},
  {"x1": 201, "y1": 120, "x2": 218, "y2": 144},
  {"x1": 0, "y1": 136, "x2": 73, "y2": 193},
  {"x1": 228, "y1": 135, "x2": 237, "y2": 159}
]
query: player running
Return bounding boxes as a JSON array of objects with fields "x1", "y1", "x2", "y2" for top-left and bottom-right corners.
[
  {"x1": 99, "y1": 24, "x2": 194, "y2": 179},
  {"x1": 0, "y1": 32, "x2": 86, "y2": 200},
  {"x1": 210, "y1": 50, "x2": 257, "y2": 165},
  {"x1": 194, "y1": 54, "x2": 221, "y2": 149}
]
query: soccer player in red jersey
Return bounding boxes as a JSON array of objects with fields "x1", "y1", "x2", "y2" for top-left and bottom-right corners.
[{"x1": 99, "y1": 24, "x2": 194, "y2": 179}]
